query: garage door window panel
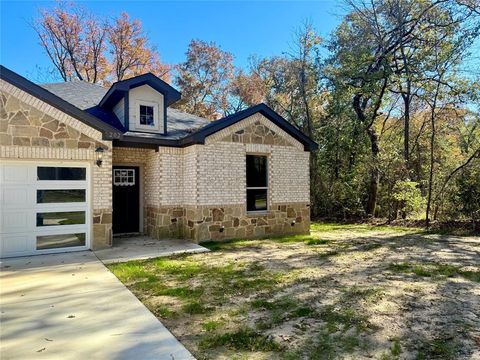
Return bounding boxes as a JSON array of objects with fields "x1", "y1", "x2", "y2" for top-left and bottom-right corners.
[
  {"x1": 37, "y1": 189, "x2": 86, "y2": 204},
  {"x1": 36, "y1": 233, "x2": 86, "y2": 250},
  {"x1": 37, "y1": 167, "x2": 86, "y2": 181},
  {"x1": 36, "y1": 211, "x2": 86, "y2": 227}
]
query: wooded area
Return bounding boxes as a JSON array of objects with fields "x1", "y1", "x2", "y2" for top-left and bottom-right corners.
[{"x1": 35, "y1": 0, "x2": 480, "y2": 228}]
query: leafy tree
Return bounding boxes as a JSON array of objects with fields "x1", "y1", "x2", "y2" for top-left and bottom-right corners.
[
  {"x1": 326, "y1": 0, "x2": 480, "y2": 218},
  {"x1": 392, "y1": 180, "x2": 425, "y2": 219},
  {"x1": 227, "y1": 69, "x2": 266, "y2": 114},
  {"x1": 174, "y1": 40, "x2": 234, "y2": 119},
  {"x1": 34, "y1": 3, "x2": 108, "y2": 82},
  {"x1": 34, "y1": 2, "x2": 169, "y2": 84},
  {"x1": 455, "y1": 165, "x2": 480, "y2": 230},
  {"x1": 108, "y1": 12, "x2": 169, "y2": 82}
]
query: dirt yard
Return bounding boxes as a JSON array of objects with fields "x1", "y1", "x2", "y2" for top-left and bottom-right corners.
[{"x1": 108, "y1": 223, "x2": 480, "y2": 360}]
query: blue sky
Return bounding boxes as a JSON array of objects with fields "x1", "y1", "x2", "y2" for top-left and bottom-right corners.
[{"x1": 0, "y1": 1, "x2": 342, "y2": 82}]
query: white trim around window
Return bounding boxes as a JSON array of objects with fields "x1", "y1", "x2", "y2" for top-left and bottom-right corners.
[{"x1": 135, "y1": 100, "x2": 160, "y2": 131}]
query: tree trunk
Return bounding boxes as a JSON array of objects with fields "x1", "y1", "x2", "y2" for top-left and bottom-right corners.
[
  {"x1": 425, "y1": 100, "x2": 437, "y2": 228},
  {"x1": 403, "y1": 91, "x2": 410, "y2": 165},
  {"x1": 366, "y1": 127, "x2": 380, "y2": 216},
  {"x1": 353, "y1": 92, "x2": 383, "y2": 217}
]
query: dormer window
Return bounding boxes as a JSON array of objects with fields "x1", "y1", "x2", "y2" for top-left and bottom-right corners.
[
  {"x1": 99, "y1": 73, "x2": 181, "y2": 135},
  {"x1": 136, "y1": 100, "x2": 159, "y2": 131},
  {"x1": 139, "y1": 104, "x2": 154, "y2": 126}
]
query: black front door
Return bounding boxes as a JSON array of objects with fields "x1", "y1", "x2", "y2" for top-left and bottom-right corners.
[{"x1": 112, "y1": 166, "x2": 140, "y2": 234}]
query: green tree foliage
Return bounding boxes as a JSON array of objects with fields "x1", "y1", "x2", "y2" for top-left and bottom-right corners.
[
  {"x1": 392, "y1": 181, "x2": 425, "y2": 219},
  {"x1": 455, "y1": 166, "x2": 480, "y2": 229}
]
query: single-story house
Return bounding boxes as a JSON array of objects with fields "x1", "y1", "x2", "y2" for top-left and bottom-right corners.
[{"x1": 0, "y1": 65, "x2": 317, "y2": 258}]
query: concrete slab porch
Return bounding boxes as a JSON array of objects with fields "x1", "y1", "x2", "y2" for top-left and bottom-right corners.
[
  {"x1": 0, "y1": 251, "x2": 194, "y2": 360},
  {"x1": 94, "y1": 236, "x2": 210, "y2": 264}
]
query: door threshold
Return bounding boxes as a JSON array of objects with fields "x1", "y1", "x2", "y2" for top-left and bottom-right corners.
[{"x1": 113, "y1": 232, "x2": 142, "y2": 238}]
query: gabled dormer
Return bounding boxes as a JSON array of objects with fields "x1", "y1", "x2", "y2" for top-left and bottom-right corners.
[{"x1": 99, "y1": 74, "x2": 181, "y2": 135}]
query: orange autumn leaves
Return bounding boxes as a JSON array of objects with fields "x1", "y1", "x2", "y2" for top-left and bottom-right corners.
[{"x1": 35, "y1": 3, "x2": 169, "y2": 85}]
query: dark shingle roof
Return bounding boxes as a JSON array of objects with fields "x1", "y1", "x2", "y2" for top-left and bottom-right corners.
[
  {"x1": 39, "y1": 80, "x2": 209, "y2": 139},
  {"x1": 165, "y1": 108, "x2": 210, "y2": 139},
  {"x1": 41, "y1": 81, "x2": 108, "y2": 110}
]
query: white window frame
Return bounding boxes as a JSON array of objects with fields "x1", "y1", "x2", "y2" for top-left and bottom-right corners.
[
  {"x1": 135, "y1": 100, "x2": 160, "y2": 131},
  {"x1": 113, "y1": 169, "x2": 136, "y2": 186},
  {"x1": 246, "y1": 154, "x2": 269, "y2": 214}
]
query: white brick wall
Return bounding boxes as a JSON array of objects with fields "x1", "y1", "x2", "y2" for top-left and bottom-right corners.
[
  {"x1": 161, "y1": 151, "x2": 184, "y2": 205},
  {"x1": 92, "y1": 150, "x2": 113, "y2": 209},
  {"x1": 194, "y1": 115, "x2": 310, "y2": 206},
  {"x1": 145, "y1": 151, "x2": 161, "y2": 207},
  {"x1": 183, "y1": 146, "x2": 198, "y2": 205},
  {"x1": 134, "y1": 116, "x2": 311, "y2": 208},
  {"x1": 196, "y1": 142, "x2": 246, "y2": 205},
  {"x1": 271, "y1": 146, "x2": 310, "y2": 203}
]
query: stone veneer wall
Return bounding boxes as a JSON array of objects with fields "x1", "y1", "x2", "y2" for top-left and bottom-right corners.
[
  {"x1": 145, "y1": 206, "x2": 185, "y2": 239},
  {"x1": 0, "y1": 80, "x2": 113, "y2": 250},
  {"x1": 184, "y1": 203, "x2": 310, "y2": 242}
]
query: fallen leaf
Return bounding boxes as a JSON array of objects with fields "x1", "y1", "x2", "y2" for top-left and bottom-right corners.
[{"x1": 37, "y1": 348, "x2": 46, "y2": 352}]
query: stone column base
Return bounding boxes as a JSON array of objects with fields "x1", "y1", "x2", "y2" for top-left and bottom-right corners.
[{"x1": 92, "y1": 209, "x2": 112, "y2": 250}]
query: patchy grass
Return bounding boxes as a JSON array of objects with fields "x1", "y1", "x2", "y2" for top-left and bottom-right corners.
[
  {"x1": 108, "y1": 222, "x2": 479, "y2": 359},
  {"x1": 304, "y1": 238, "x2": 332, "y2": 245},
  {"x1": 389, "y1": 262, "x2": 480, "y2": 282},
  {"x1": 202, "y1": 233, "x2": 325, "y2": 251},
  {"x1": 201, "y1": 319, "x2": 225, "y2": 332},
  {"x1": 310, "y1": 222, "x2": 421, "y2": 233},
  {"x1": 416, "y1": 337, "x2": 460, "y2": 360},
  {"x1": 199, "y1": 327, "x2": 282, "y2": 352}
]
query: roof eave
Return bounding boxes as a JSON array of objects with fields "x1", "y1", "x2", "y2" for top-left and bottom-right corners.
[
  {"x1": 0, "y1": 65, "x2": 123, "y2": 140},
  {"x1": 99, "y1": 73, "x2": 181, "y2": 109}
]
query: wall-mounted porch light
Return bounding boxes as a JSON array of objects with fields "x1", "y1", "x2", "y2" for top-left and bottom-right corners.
[{"x1": 95, "y1": 147, "x2": 104, "y2": 167}]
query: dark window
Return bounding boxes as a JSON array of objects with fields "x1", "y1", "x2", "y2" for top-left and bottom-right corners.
[
  {"x1": 37, "y1": 233, "x2": 86, "y2": 250},
  {"x1": 37, "y1": 189, "x2": 86, "y2": 203},
  {"x1": 246, "y1": 155, "x2": 268, "y2": 212},
  {"x1": 139, "y1": 105, "x2": 155, "y2": 126},
  {"x1": 247, "y1": 189, "x2": 267, "y2": 212},
  {"x1": 246, "y1": 155, "x2": 267, "y2": 187},
  {"x1": 37, "y1": 167, "x2": 86, "y2": 181},
  {"x1": 37, "y1": 211, "x2": 86, "y2": 227}
]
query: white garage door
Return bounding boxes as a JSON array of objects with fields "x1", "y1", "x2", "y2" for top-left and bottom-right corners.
[{"x1": 0, "y1": 162, "x2": 90, "y2": 258}]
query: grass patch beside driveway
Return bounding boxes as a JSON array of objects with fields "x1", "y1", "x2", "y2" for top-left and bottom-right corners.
[{"x1": 108, "y1": 222, "x2": 480, "y2": 360}]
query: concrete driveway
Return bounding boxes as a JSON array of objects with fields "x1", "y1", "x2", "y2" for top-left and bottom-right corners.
[{"x1": 0, "y1": 251, "x2": 194, "y2": 360}]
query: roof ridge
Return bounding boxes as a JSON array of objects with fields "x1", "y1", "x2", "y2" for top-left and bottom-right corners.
[{"x1": 40, "y1": 80, "x2": 107, "y2": 89}]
